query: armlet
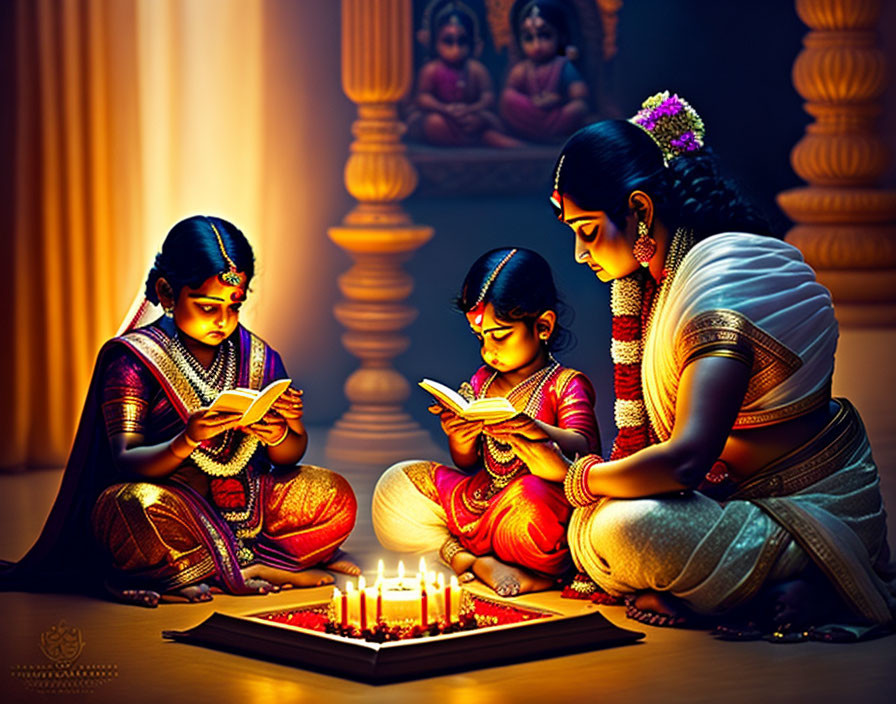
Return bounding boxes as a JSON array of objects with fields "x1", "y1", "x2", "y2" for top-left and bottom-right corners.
[
  {"x1": 102, "y1": 394, "x2": 148, "y2": 435},
  {"x1": 677, "y1": 309, "x2": 802, "y2": 404}
]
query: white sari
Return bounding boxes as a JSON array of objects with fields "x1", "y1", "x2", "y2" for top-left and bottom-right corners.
[{"x1": 569, "y1": 234, "x2": 894, "y2": 624}]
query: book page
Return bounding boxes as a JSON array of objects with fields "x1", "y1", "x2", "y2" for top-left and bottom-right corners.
[
  {"x1": 418, "y1": 379, "x2": 469, "y2": 415},
  {"x1": 240, "y1": 378, "x2": 292, "y2": 426},
  {"x1": 464, "y1": 397, "x2": 517, "y2": 422},
  {"x1": 207, "y1": 389, "x2": 257, "y2": 415}
]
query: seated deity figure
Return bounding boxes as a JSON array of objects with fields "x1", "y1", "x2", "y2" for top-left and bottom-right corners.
[
  {"x1": 1, "y1": 216, "x2": 359, "y2": 606},
  {"x1": 408, "y1": 0, "x2": 520, "y2": 148},
  {"x1": 499, "y1": 0, "x2": 588, "y2": 143},
  {"x1": 373, "y1": 248, "x2": 600, "y2": 597}
]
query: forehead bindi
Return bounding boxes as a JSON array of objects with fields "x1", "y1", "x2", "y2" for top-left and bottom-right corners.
[{"x1": 186, "y1": 273, "x2": 247, "y2": 302}]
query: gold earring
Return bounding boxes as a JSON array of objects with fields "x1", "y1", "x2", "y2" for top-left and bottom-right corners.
[
  {"x1": 164, "y1": 306, "x2": 174, "y2": 318},
  {"x1": 633, "y1": 220, "x2": 656, "y2": 267}
]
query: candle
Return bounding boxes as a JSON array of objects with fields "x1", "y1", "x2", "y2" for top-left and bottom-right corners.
[
  {"x1": 346, "y1": 580, "x2": 356, "y2": 626},
  {"x1": 421, "y1": 584, "x2": 428, "y2": 627},
  {"x1": 444, "y1": 580, "x2": 451, "y2": 624},
  {"x1": 358, "y1": 577, "x2": 367, "y2": 631},
  {"x1": 376, "y1": 582, "x2": 383, "y2": 624},
  {"x1": 450, "y1": 575, "x2": 460, "y2": 622},
  {"x1": 339, "y1": 586, "x2": 348, "y2": 628}
]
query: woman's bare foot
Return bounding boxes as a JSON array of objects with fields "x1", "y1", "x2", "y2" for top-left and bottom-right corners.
[
  {"x1": 624, "y1": 592, "x2": 691, "y2": 627},
  {"x1": 242, "y1": 563, "x2": 334, "y2": 589},
  {"x1": 472, "y1": 555, "x2": 553, "y2": 597},
  {"x1": 324, "y1": 550, "x2": 361, "y2": 576}
]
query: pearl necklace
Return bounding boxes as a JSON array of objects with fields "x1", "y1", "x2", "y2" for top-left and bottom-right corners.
[{"x1": 166, "y1": 333, "x2": 260, "y2": 477}]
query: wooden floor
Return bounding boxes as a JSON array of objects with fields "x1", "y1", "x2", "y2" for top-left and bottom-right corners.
[{"x1": 2, "y1": 328, "x2": 895, "y2": 703}]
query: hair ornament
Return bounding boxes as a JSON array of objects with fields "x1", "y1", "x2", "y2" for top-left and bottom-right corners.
[
  {"x1": 476, "y1": 248, "x2": 518, "y2": 305},
  {"x1": 465, "y1": 248, "x2": 518, "y2": 328},
  {"x1": 629, "y1": 91, "x2": 705, "y2": 166},
  {"x1": 209, "y1": 219, "x2": 242, "y2": 286}
]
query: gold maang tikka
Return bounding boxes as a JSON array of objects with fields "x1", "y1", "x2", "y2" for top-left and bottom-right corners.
[{"x1": 209, "y1": 220, "x2": 242, "y2": 286}]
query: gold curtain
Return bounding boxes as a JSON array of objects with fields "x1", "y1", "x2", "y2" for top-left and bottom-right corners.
[
  {"x1": 2, "y1": 0, "x2": 349, "y2": 471},
  {"x1": 2, "y1": 0, "x2": 145, "y2": 470}
]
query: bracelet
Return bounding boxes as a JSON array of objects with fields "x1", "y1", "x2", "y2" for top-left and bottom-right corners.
[
  {"x1": 265, "y1": 425, "x2": 290, "y2": 447},
  {"x1": 439, "y1": 537, "x2": 465, "y2": 567},
  {"x1": 564, "y1": 455, "x2": 602, "y2": 507}
]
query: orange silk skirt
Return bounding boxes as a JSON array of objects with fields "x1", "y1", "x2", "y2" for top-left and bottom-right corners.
[{"x1": 91, "y1": 465, "x2": 356, "y2": 592}]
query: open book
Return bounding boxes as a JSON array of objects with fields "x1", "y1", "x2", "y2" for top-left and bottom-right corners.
[
  {"x1": 419, "y1": 378, "x2": 518, "y2": 423},
  {"x1": 207, "y1": 378, "x2": 292, "y2": 426}
]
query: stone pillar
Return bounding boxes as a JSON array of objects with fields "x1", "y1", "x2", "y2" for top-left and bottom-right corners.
[
  {"x1": 777, "y1": 0, "x2": 896, "y2": 327},
  {"x1": 326, "y1": 0, "x2": 435, "y2": 465}
]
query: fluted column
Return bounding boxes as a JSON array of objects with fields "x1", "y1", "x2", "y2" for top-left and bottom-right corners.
[
  {"x1": 778, "y1": 0, "x2": 896, "y2": 327},
  {"x1": 326, "y1": 0, "x2": 435, "y2": 464}
]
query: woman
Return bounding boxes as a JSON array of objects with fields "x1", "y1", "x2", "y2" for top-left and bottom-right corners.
[
  {"x1": 1, "y1": 216, "x2": 358, "y2": 606},
  {"x1": 508, "y1": 92, "x2": 894, "y2": 638}
]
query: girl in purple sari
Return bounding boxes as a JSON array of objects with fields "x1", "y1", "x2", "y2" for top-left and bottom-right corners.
[{"x1": 1, "y1": 216, "x2": 358, "y2": 606}]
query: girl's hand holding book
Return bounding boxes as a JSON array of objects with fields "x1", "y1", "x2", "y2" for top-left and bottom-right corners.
[
  {"x1": 271, "y1": 386, "x2": 304, "y2": 421},
  {"x1": 429, "y1": 403, "x2": 484, "y2": 444},
  {"x1": 186, "y1": 408, "x2": 243, "y2": 444},
  {"x1": 483, "y1": 413, "x2": 548, "y2": 442},
  {"x1": 243, "y1": 413, "x2": 289, "y2": 446}
]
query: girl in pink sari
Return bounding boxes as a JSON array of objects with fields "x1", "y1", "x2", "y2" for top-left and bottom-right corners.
[{"x1": 373, "y1": 248, "x2": 599, "y2": 596}]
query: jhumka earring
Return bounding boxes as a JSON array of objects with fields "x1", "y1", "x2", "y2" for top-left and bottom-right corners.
[
  {"x1": 164, "y1": 307, "x2": 174, "y2": 318},
  {"x1": 633, "y1": 221, "x2": 656, "y2": 267}
]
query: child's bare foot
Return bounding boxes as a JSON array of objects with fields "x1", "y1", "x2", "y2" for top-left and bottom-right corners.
[
  {"x1": 324, "y1": 550, "x2": 361, "y2": 576},
  {"x1": 104, "y1": 578, "x2": 213, "y2": 606},
  {"x1": 472, "y1": 555, "x2": 553, "y2": 597},
  {"x1": 624, "y1": 592, "x2": 690, "y2": 627},
  {"x1": 104, "y1": 579, "x2": 161, "y2": 608},
  {"x1": 242, "y1": 563, "x2": 334, "y2": 589},
  {"x1": 160, "y1": 583, "x2": 214, "y2": 603}
]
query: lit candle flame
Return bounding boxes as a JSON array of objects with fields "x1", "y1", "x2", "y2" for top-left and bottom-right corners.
[
  {"x1": 398, "y1": 560, "x2": 405, "y2": 585},
  {"x1": 419, "y1": 556, "x2": 427, "y2": 576},
  {"x1": 437, "y1": 573, "x2": 445, "y2": 589},
  {"x1": 450, "y1": 575, "x2": 459, "y2": 589},
  {"x1": 333, "y1": 586, "x2": 342, "y2": 598},
  {"x1": 346, "y1": 580, "x2": 354, "y2": 593},
  {"x1": 377, "y1": 559, "x2": 385, "y2": 581},
  {"x1": 358, "y1": 575, "x2": 366, "y2": 591}
]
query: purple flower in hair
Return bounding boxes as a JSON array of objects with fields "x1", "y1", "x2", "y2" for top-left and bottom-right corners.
[{"x1": 670, "y1": 130, "x2": 700, "y2": 153}]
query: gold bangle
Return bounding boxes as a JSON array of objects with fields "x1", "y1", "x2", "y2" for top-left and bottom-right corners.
[
  {"x1": 439, "y1": 537, "x2": 465, "y2": 567},
  {"x1": 265, "y1": 425, "x2": 290, "y2": 447},
  {"x1": 564, "y1": 455, "x2": 602, "y2": 507}
]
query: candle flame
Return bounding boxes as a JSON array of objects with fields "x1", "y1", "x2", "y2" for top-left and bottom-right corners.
[
  {"x1": 358, "y1": 575, "x2": 366, "y2": 590},
  {"x1": 419, "y1": 556, "x2": 427, "y2": 575},
  {"x1": 346, "y1": 580, "x2": 354, "y2": 593},
  {"x1": 377, "y1": 559, "x2": 385, "y2": 580},
  {"x1": 450, "y1": 575, "x2": 459, "y2": 588},
  {"x1": 333, "y1": 587, "x2": 342, "y2": 598},
  {"x1": 437, "y1": 573, "x2": 445, "y2": 589},
  {"x1": 398, "y1": 560, "x2": 405, "y2": 582}
]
